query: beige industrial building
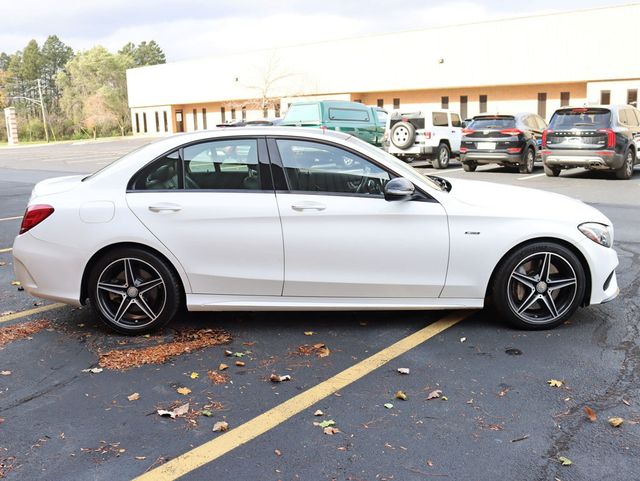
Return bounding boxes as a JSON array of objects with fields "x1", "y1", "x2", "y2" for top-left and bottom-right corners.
[{"x1": 126, "y1": 3, "x2": 640, "y2": 135}]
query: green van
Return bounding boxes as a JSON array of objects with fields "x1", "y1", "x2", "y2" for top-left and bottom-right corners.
[{"x1": 281, "y1": 100, "x2": 387, "y2": 147}]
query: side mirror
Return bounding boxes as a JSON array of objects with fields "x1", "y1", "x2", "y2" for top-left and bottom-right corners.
[{"x1": 384, "y1": 177, "x2": 415, "y2": 201}]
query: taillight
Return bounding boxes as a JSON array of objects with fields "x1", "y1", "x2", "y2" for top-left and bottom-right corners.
[
  {"x1": 499, "y1": 129, "x2": 523, "y2": 136},
  {"x1": 507, "y1": 147, "x2": 522, "y2": 153},
  {"x1": 423, "y1": 131, "x2": 432, "y2": 139},
  {"x1": 19, "y1": 204, "x2": 54, "y2": 235},
  {"x1": 462, "y1": 128, "x2": 475, "y2": 135},
  {"x1": 542, "y1": 129, "x2": 552, "y2": 148},
  {"x1": 598, "y1": 128, "x2": 616, "y2": 148},
  {"x1": 460, "y1": 147, "x2": 468, "y2": 153}
]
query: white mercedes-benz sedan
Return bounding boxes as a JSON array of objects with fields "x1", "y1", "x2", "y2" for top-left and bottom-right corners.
[{"x1": 13, "y1": 128, "x2": 619, "y2": 334}]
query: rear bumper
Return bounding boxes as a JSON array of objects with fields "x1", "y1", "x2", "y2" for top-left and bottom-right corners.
[
  {"x1": 543, "y1": 149, "x2": 624, "y2": 170},
  {"x1": 461, "y1": 151, "x2": 522, "y2": 164},
  {"x1": 387, "y1": 143, "x2": 435, "y2": 156}
]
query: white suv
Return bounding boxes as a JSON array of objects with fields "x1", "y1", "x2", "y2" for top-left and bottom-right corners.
[{"x1": 383, "y1": 110, "x2": 462, "y2": 168}]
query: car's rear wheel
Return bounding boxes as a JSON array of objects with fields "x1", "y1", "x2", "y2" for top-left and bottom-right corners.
[
  {"x1": 492, "y1": 242, "x2": 586, "y2": 330},
  {"x1": 544, "y1": 164, "x2": 560, "y2": 177},
  {"x1": 519, "y1": 147, "x2": 535, "y2": 174},
  {"x1": 462, "y1": 161, "x2": 477, "y2": 172},
  {"x1": 615, "y1": 149, "x2": 634, "y2": 180},
  {"x1": 89, "y1": 247, "x2": 181, "y2": 335},
  {"x1": 432, "y1": 143, "x2": 450, "y2": 169}
]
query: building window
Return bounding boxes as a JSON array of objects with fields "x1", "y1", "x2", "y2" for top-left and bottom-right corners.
[
  {"x1": 135, "y1": 113, "x2": 140, "y2": 133},
  {"x1": 231, "y1": 108, "x2": 236, "y2": 120},
  {"x1": 263, "y1": 106, "x2": 268, "y2": 118},
  {"x1": 479, "y1": 95, "x2": 487, "y2": 113},
  {"x1": 600, "y1": 90, "x2": 611, "y2": 105},
  {"x1": 628, "y1": 89, "x2": 638, "y2": 107},
  {"x1": 353, "y1": 99, "x2": 362, "y2": 103},
  {"x1": 377, "y1": 99, "x2": 384, "y2": 108},
  {"x1": 242, "y1": 106, "x2": 246, "y2": 121},
  {"x1": 441, "y1": 96, "x2": 449, "y2": 110},
  {"x1": 192, "y1": 108, "x2": 198, "y2": 130},
  {"x1": 163, "y1": 111, "x2": 168, "y2": 132},
  {"x1": 561, "y1": 91, "x2": 570, "y2": 107},
  {"x1": 142, "y1": 113, "x2": 147, "y2": 133},
  {"x1": 460, "y1": 96, "x2": 468, "y2": 119},
  {"x1": 154, "y1": 111, "x2": 160, "y2": 132},
  {"x1": 202, "y1": 108, "x2": 207, "y2": 129},
  {"x1": 275, "y1": 103, "x2": 280, "y2": 117},
  {"x1": 221, "y1": 107, "x2": 226, "y2": 123},
  {"x1": 537, "y1": 93, "x2": 547, "y2": 119},
  {"x1": 393, "y1": 98, "x2": 400, "y2": 109}
]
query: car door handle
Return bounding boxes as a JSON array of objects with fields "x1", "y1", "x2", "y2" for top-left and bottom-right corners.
[
  {"x1": 291, "y1": 202, "x2": 326, "y2": 212},
  {"x1": 148, "y1": 203, "x2": 182, "y2": 213}
]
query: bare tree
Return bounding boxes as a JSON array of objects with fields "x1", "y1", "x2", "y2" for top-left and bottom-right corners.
[{"x1": 244, "y1": 51, "x2": 295, "y2": 118}]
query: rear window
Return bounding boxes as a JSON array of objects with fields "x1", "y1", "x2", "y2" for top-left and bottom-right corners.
[
  {"x1": 548, "y1": 108, "x2": 611, "y2": 130},
  {"x1": 432, "y1": 112, "x2": 449, "y2": 127},
  {"x1": 284, "y1": 104, "x2": 321, "y2": 123},
  {"x1": 328, "y1": 108, "x2": 369, "y2": 122},
  {"x1": 376, "y1": 109, "x2": 388, "y2": 124},
  {"x1": 468, "y1": 116, "x2": 516, "y2": 129}
]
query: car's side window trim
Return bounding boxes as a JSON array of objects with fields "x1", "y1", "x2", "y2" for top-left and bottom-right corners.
[
  {"x1": 265, "y1": 136, "x2": 436, "y2": 203},
  {"x1": 127, "y1": 136, "x2": 275, "y2": 193}
]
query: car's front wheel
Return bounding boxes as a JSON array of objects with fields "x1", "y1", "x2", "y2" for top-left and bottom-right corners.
[
  {"x1": 492, "y1": 242, "x2": 586, "y2": 330},
  {"x1": 89, "y1": 247, "x2": 182, "y2": 334}
]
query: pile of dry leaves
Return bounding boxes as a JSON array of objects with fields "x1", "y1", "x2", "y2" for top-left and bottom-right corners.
[
  {"x1": 0, "y1": 319, "x2": 50, "y2": 348},
  {"x1": 99, "y1": 328, "x2": 231, "y2": 370},
  {"x1": 293, "y1": 342, "x2": 331, "y2": 358}
]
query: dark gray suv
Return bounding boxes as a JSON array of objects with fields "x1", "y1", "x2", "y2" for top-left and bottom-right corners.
[{"x1": 542, "y1": 105, "x2": 640, "y2": 179}]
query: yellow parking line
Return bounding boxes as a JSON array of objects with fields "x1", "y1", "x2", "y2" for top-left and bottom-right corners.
[
  {"x1": 0, "y1": 247, "x2": 12, "y2": 253},
  {"x1": 134, "y1": 310, "x2": 472, "y2": 481},
  {"x1": 0, "y1": 303, "x2": 66, "y2": 324},
  {"x1": 0, "y1": 216, "x2": 21, "y2": 222}
]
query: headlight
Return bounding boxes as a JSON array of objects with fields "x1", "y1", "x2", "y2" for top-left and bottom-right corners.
[{"x1": 579, "y1": 222, "x2": 612, "y2": 248}]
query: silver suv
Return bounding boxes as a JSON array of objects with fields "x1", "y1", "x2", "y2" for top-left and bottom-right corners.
[{"x1": 383, "y1": 110, "x2": 462, "y2": 168}]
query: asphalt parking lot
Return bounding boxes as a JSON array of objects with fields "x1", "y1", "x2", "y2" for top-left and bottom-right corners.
[{"x1": 1, "y1": 138, "x2": 640, "y2": 481}]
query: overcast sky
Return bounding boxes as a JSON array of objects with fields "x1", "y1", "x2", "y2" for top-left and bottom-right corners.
[{"x1": 1, "y1": 0, "x2": 629, "y2": 61}]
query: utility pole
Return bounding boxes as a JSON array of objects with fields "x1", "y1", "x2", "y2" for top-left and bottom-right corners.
[{"x1": 36, "y1": 79, "x2": 49, "y2": 143}]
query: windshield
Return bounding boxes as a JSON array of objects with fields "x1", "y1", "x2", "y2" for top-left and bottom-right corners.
[
  {"x1": 346, "y1": 135, "x2": 446, "y2": 192},
  {"x1": 283, "y1": 104, "x2": 321, "y2": 124},
  {"x1": 549, "y1": 108, "x2": 611, "y2": 129},
  {"x1": 468, "y1": 117, "x2": 516, "y2": 129}
]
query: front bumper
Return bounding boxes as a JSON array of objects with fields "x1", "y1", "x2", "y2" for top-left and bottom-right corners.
[
  {"x1": 578, "y1": 236, "x2": 619, "y2": 305},
  {"x1": 543, "y1": 149, "x2": 624, "y2": 170}
]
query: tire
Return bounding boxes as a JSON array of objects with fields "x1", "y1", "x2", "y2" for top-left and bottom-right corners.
[
  {"x1": 432, "y1": 143, "x2": 451, "y2": 169},
  {"x1": 615, "y1": 149, "x2": 634, "y2": 180},
  {"x1": 390, "y1": 122, "x2": 416, "y2": 150},
  {"x1": 462, "y1": 161, "x2": 477, "y2": 172},
  {"x1": 89, "y1": 247, "x2": 182, "y2": 335},
  {"x1": 544, "y1": 164, "x2": 560, "y2": 177},
  {"x1": 519, "y1": 147, "x2": 535, "y2": 174},
  {"x1": 491, "y1": 242, "x2": 586, "y2": 330}
]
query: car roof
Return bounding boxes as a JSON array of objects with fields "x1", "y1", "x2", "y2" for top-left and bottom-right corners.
[{"x1": 289, "y1": 100, "x2": 368, "y2": 108}]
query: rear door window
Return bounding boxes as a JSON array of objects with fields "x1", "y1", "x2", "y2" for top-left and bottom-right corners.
[
  {"x1": 548, "y1": 108, "x2": 611, "y2": 130},
  {"x1": 451, "y1": 113, "x2": 461, "y2": 127}
]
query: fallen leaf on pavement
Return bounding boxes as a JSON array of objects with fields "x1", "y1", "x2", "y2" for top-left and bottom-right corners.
[
  {"x1": 270, "y1": 374, "x2": 291, "y2": 382},
  {"x1": 82, "y1": 367, "x2": 103, "y2": 374},
  {"x1": 201, "y1": 410, "x2": 213, "y2": 417},
  {"x1": 584, "y1": 406, "x2": 597, "y2": 422},
  {"x1": 233, "y1": 352, "x2": 244, "y2": 358},
  {"x1": 396, "y1": 390, "x2": 408, "y2": 401},
  {"x1": 127, "y1": 392, "x2": 140, "y2": 401},
  {"x1": 622, "y1": 399, "x2": 631, "y2": 406},
  {"x1": 460, "y1": 337, "x2": 467, "y2": 343},
  {"x1": 235, "y1": 361, "x2": 245, "y2": 367},
  {"x1": 397, "y1": 368, "x2": 410, "y2": 375},
  {"x1": 190, "y1": 372, "x2": 199, "y2": 379},
  {"x1": 208, "y1": 370, "x2": 229, "y2": 384},
  {"x1": 0, "y1": 371, "x2": 11, "y2": 376},
  {"x1": 323, "y1": 427, "x2": 340, "y2": 435},
  {"x1": 316, "y1": 420, "x2": 336, "y2": 428},
  {"x1": 547, "y1": 379, "x2": 563, "y2": 388},
  {"x1": 441, "y1": 396, "x2": 448, "y2": 401},
  {"x1": 304, "y1": 331, "x2": 314, "y2": 336},
  {"x1": 157, "y1": 403, "x2": 189, "y2": 419},
  {"x1": 176, "y1": 387, "x2": 191, "y2": 395},
  {"x1": 295, "y1": 343, "x2": 331, "y2": 358},
  {"x1": 426, "y1": 460, "x2": 434, "y2": 467},
  {"x1": 135, "y1": 456, "x2": 146, "y2": 460},
  {"x1": 218, "y1": 363, "x2": 229, "y2": 371},
  {"x1": 608, "y1": 417, "x2": 624, "y2": 427},
  {"x1": 274, "y1": 449, "x2": 282, "y2": 456},
  {"x1": 426, "y1": 390, "x2": 442, "y2": 400},
  {"x1": 314, "y1": 410, "x2": 324, "y2": 416},
  {"x1": 11, "y1": 281, "x2": 21, "y2": 286},
  {"x1": 384, "y1": 403, "x2": 394, "y2": 409},
  {"x1": 213, "y1": 421, "x2": 229, "y2": 432},
  {"x1": 558, "y1": 456, "x2": 572, "y2": 466},
  {"x1": 224, "y1": 350, "x2": 233, "y2": 356}
]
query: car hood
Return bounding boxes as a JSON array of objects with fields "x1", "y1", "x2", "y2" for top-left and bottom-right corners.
[
  {"x1": 31, "y1": 175, "x2": 85, "y2": 200},
  {"x1": 442, "y1": 177, "x2": 611, "y2": 225}
]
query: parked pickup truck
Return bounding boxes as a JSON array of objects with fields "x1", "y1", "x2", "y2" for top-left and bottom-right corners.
[{"x1": 281, "y1": 100, "x2": 387, "y2": 147}]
